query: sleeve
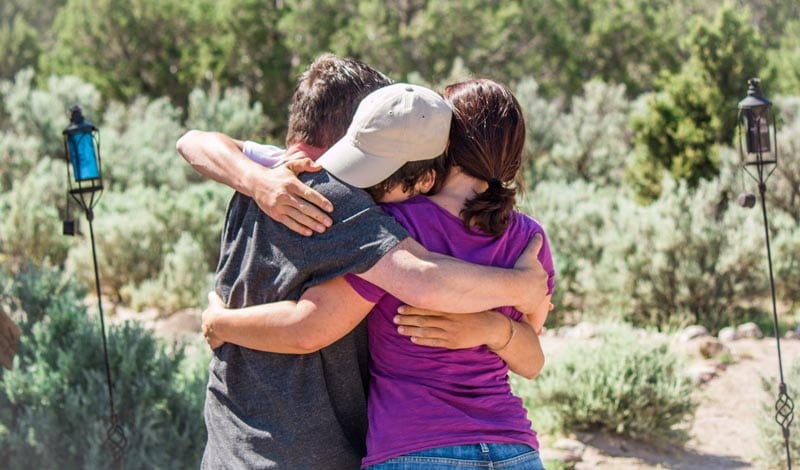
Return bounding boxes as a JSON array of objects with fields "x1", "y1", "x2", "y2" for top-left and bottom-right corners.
[
  {"x1": 537, "y1": 227, "x2": 556, "y2": 296},
  {"x1": 296, "y1": 175, "x2": 410, "y2": 290},
  {"x1": 343, "y1": 273, "x2": 386, "y2": 303},
  {"x1": 241, "y1": 141, "x2": 285, "y2": 168}
]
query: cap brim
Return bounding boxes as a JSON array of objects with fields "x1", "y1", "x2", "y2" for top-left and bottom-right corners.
[{"x1": 316, "y1": 137, "x2": 407, "y2": 189}]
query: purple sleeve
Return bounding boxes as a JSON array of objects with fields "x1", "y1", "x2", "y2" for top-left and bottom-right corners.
[
  {"x1": 242, "y1": 141, "x2": 284, "y2": 168},
  {"x1": 537, "y1": 228, "x2": 556, "y2": 296},
  {"x1": 343, "y1": 273, "x2": 387, "y2": 303}
]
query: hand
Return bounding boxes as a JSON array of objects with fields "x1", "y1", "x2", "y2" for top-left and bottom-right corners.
[
  {"x1": 250, "y1": 158, "x2": 334, "y2": 236},
  {"x1": 529, "y1": 302, "x2": 554, "y2": 335},
  {"x1": 202, "y1": 292, "x2": 226, "y2": 350},
  {"x1": 393, "y1": 306, "x2": 509, "y2": 350},
  {"x1": 512, "y1": 233, "x2": 549, "y2": 315}
]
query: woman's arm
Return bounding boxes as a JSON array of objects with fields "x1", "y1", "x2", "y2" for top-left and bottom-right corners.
[
  {"x1": 392, "y1": 300, "x2": 551, "y2": 379},
  {"x1": 203, "y1": 277, "x2": 375, "y2": 354}
]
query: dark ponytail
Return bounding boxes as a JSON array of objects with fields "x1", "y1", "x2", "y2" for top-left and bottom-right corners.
[
  {"x1": 461, "y1": 181, "x2": 516, "y2": 236},
  {"x1": 443, "y1": 79, "x2": 526, "y2": 237}
]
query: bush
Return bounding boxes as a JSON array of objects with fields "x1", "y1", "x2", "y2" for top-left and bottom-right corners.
[
  {"x1": 758, "y1": 357, "x2": 799, "y2": 468},
  {"x1": 186, "y1": 86, "x2": 269, "y2": 141},
  {"x1": 126, "y1": 232, "x2": 214, "y2": 314},
  {"x1": 512, "y1": 322, "x2": 696, "y2": 443},
  {"x1": 600, "y1": 177, "x2": 767, "y2": 331},
  {"x1": 67, "y1": 186, "x2": 168, "y2": 303},
  {"x1": 0, "y1": 158, "x2": 73, "y2": 269},
  {"x1": 101, "y1": 97, "x2": 192, "y2": 191},
  {"x1": 519, "y1": 180, "x2": 622, "y2": 321},
  {"x1": 0, "y1": 263, "x2": 208, "y2": 469}
]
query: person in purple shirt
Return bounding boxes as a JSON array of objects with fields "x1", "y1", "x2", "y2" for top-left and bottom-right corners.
[{"x1": 204, "y1": 79, "x2": 554, "y2": 469}]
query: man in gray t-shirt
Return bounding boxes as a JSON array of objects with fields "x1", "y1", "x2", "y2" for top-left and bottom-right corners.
[{"x1": 207, "y1": 171, "x2": 410, "y2": 468}]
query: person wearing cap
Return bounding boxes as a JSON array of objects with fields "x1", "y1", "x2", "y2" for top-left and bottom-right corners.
[{"x1": 177, "y1": 55, "x2": 549, "y2": 469}]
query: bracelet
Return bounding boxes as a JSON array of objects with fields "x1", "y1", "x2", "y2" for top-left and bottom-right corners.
[{"x1": 489, "y1": 316, "x2": 516, "y2": 352}]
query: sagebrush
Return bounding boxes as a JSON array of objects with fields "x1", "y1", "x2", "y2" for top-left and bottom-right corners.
[
  {"x1": 0, "y1": 263, "x2": 209, "y2": 469},
  {"x1": 512, "y1": 322, "x2": 696, "y2": 443}
]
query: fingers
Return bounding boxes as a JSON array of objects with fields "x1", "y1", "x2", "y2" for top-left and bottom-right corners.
[
  {"x1": 396, "y1": 324, "x2": 449, "y2": 349},
  {"x1": 265, "y1": 195, "x2": 333, "y2": 236},
  {"x1": 407, "y1": 336, "x2": 445, "y2": 348},
  {"x1": 396, "y1": 305, "x2": 445, "y2": 317},
  {"x1": 287, "y1": 199, "x2": 332, "y2": 229},
  {"x1": 284, "y1": 157, "x2": 321, "y2": 174},
  {"x1": 283, "y1": 159, "x2": 333, "y2": 212},
  {"x1": 275, "y1": 210, "x2": 318, "y2": 237},
  {"x1": 292, "y1": 183, "x2": 334, "y2": 214}
]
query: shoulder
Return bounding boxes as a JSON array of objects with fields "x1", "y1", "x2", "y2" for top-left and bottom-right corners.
[
  {"x1": 509, "y1": 210, "x2": 548, "y2": 238},
  {"x1": 380, "y1": 196, "x2": 438, "y2": 222}
]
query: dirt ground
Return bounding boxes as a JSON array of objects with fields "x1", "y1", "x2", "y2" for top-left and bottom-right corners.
[{"x1": 537, "y1": 335, "x2": 800, "y2": 469}]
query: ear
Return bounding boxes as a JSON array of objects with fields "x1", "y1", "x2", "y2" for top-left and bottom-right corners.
[{"x1": 416, "y1": 169, "x2": 436, "y2": 194}]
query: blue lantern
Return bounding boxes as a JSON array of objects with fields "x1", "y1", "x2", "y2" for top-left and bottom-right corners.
[{"x1": 63, "y1": 105, "x2": 103, "y2": 189}]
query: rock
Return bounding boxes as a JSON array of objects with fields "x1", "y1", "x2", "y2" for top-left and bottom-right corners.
[
  {"x1": 718, "y1": 326, "x2": 738, "y2": 342},
  {"x1": 679, "y1": 325, "x2": 709, "y2": 342},
  {"x1": 681, "y1": 336, "x2": 731, "y2": 361},
  {"x1": 736, "y1": 322, "x2": 763, "y2": 339},
  {"x1": 698, "y1": 337, "x2": 730, "y2": 359},
  {"x1": 546, "y1": 438, "x2": 585, "y2": 463},
  {"x1": 688, "y1": 362, "x2": 719, "y2": 385},
  {"x1": 155, "y1": 309, "x2": 201, "y2": 338},
  {"x1": 785, "y1": 329, "x2": 800, "y2": 340},
  {"x1": 553, "y1": 437, "x2": 586, "y2": 454}
]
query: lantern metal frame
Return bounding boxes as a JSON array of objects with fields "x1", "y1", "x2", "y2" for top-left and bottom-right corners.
[
  {"x1": 63, "y1": 105, "x2": 104, "y2": 215},
  {"x1": 737, "y1": 78, "x2": 794, "y2": 469},
  {"x1": 62, "y1": 105, "x2": 127, "y2": 467}
]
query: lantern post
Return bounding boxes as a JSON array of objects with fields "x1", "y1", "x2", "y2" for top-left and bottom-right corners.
[
  {"x1": 737, "y1": 78, "x2": 794, "y2": 468},
  {"x1": 62, "y1": 105, "x2": 127, "y2": 466}
]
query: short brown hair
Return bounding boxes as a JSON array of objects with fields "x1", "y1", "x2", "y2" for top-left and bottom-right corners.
[
  {"x1": 286, "y1": 54, "x2": 392, "y2": 148},
  {"x1": 443, "y1": 79, "x2": 526, "y2": 236},
  {"x1": 364, "y1": 156, "x2": 448, "y2": 201}
]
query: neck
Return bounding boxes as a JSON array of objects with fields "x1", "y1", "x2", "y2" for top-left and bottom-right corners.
[
  {"x1": 429, "y1": 168, "x2": 488, "y2": 218},
  {"x1": 285, "y1": 142, "x2": 327, "y2": 161}
]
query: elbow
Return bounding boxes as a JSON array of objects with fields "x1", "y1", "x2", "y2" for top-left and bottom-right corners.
[
  {"x1": 292, "y1": 334, "x2": 328, "y2": 354},
  {"x1": 517, "y1": 356, "x2": 545, "y2": 380},
  {"x1": 175, "y1": 130, "x2": 200, "y2": 157}
]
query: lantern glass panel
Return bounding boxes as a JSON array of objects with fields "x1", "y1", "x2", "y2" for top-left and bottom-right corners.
[
  {"x1": 745, "y1": 106, "x2": 771, "y2": 154},
  {"x1": 68, "y1": 131, "x2": 100, "y2": 181}
]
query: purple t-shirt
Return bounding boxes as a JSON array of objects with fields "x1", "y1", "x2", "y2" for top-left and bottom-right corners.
[{"x1": 345, "y1": 195, "x2": 555, "y2": 467}]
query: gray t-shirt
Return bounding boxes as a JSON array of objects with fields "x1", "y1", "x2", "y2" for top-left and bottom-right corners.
[{"x1": 202, "y1": 169, "x2": 409, "y2": 469}]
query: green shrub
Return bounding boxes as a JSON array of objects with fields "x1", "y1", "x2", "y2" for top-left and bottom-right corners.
[
  {"x1": 101, "y1": 97, "x2": 192, "y2": 191},
  {"x1": 0, "y1": 158, "x2": 73, "y2": 269},
  {"x1": 127, "y1": 232, "x2": 214, "y2": 313},
  {"x1": 758, "y1": 358, "x2": 799, "y2": 469},
  {"x1": 186, "y1": 86, "x2": 269, "y2": 140},
  {"x1": 0, "y1": 263, "x2": 208, "y2": 469},
  {"x1": 512, "y1": 322, "x2": 696, "y2": 444}
]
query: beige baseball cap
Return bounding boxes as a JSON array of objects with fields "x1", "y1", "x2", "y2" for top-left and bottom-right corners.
[{"x1": 316, "y1": 83, "x2": 452, "y2": 188}]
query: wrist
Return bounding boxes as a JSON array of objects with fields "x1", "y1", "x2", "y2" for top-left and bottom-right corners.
[{"x1": 488, "y1": 315, "x2": 516, "y2": 352}]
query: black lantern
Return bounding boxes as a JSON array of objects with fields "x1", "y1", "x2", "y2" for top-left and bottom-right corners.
[
  {"x1": 61, "y1": 105, "x2": 127, "y2": 467},
  {"x1": 737, "y1": 78, "x2": 777, "y2": 176},
  {"x1": 737, "y1": 79, "x2": 794, "y2": 469}
]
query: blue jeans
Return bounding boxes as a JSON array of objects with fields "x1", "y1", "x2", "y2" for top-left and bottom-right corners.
[{"x1": 366, "y1": 443, "x2": 544, "y2": 469}]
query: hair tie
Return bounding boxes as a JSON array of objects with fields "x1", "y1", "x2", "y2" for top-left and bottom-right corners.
[{"x1": 487, "y1": 179, "x2": 503, "y2": 190}]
